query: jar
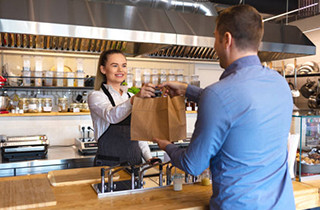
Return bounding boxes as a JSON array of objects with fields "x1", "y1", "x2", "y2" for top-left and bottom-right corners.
[
  {"x1": 69, "y1": 103, "x2": 80, "y2": 112},
  {"x1": 75, "y1": 70, "x2": 85, "y2": 87},
  {"x1": 18, "y1": 98, "x2": 29, "y2": 113},
  {"x1": 58, "y1": 98, "x2": 68, "y2": 112},
  {"x1": 28, "y1": 98, "x2": 39, "y2": 113},
  {"x1": 37, "y1": 98, "x2": 43, "y2": 113},
  {"x1": 160, "y1": 74, "x2": 167, "y2": 84},
  {"x1": 200, "y1": 169, "x2": 211, "y2": 186},
  {"x1": 22, "y1": 70, "x2": 31, "y2": 86},
  {"x1": 191, "y1": 75, "x2": 200, "y2": 87},
  {"x1": 126, "y1": 73, "x2": 134, "y2": 88},
  {"x1": 80, "y1": 103, "x2": 90, "y2": 112},
  {"x1": 44, "y1": 71, "x2": 54, "y2": 86},
  {"x1": 66, "y1": 72, "x2": 75, "y2": 87},
  {"x1": 34, "y1": 71, "x2": 42, "y2": 87},
  {"x1": 168, "y1": 74, "x2": 176, "y2": 82},
  {"x1": 151, "y1": 74, "x2": 159, "y2": 85},
  {"x1": 55, "y1": 72, "x2": 64, "y2": 87},
  {"x1": 42, "y1": 98, "x2": 52, "y2": 113}
]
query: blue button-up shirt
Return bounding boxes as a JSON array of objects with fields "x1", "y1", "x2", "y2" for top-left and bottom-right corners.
[{"x1": 166, "y1": 55, "x2": 295, "y2": 209}]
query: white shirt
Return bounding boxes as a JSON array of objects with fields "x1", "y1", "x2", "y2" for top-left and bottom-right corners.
[{"x1": 88, "y1": 84, "x2": 152, "y2": 161}]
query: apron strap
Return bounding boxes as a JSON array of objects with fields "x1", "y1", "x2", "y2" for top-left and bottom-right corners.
[{"x1": 101, "y1": 83, "x2": 131, "y2": 107}]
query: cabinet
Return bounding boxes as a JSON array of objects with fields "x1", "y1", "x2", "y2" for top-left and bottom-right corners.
[{"x1": 292, "y1": 110, "x2": 320, "y2": 181}]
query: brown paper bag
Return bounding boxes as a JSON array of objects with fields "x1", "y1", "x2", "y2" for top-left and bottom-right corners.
[{"x1": 131, "y1": 96, "x2": 186, "y2": 142}]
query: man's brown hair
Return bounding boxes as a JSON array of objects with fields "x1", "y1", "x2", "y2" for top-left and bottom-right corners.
[{"x1": 216, "y1": 4, "x2": 264, "y2": 51}]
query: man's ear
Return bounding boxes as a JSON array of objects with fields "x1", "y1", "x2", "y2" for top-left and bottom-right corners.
[{"x1": 224, "y1": 32, "x2": 233, "y2": 49}]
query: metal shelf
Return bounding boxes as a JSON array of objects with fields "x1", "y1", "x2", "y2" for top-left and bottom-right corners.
[{"x1": 285, "y1": 73, "x2": 320, "y2": 78}]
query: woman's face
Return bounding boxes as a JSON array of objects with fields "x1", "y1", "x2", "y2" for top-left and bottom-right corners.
[{"x1": 100, "y1": 53, "x2": 127, "y2": 87}]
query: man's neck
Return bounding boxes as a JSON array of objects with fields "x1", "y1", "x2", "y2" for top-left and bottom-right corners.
[{"x1": 226, "y1": 51, "x2": 257, "y2": 68}]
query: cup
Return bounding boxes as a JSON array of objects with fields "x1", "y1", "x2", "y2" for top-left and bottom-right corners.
[
  {"x1": 201, "y1": 169, "x2": 211, "y2": 186},
  {"x1": 173, "y1": 173, "x2": 183, "y2": 191}
]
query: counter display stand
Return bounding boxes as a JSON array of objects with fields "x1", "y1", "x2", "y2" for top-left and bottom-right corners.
[{"x1": 292, "y1": 110, "x2": 320, "y2": 182}]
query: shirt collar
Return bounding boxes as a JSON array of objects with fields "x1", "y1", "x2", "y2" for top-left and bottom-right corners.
[
  {"x1": 102, "y1": 83, "x2": 127, "y2": 95},
  {"x1": 219, "y1": 55, "x2": 262, "y2": 80}
]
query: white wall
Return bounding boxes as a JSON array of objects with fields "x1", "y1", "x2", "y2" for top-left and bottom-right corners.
[
  {"x1": 195, "y1": 62, "x2": 223, "y2": 88},
  {"x1": 0, "y1": 115, "x2": 92, "y2": 146}
]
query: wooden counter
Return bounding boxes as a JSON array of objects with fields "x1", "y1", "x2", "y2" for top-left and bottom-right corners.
[{"x1": 1, "y1": 168, "x2": 319, "y2": 210}]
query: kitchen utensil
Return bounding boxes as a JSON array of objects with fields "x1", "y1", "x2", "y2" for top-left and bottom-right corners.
[
  {"x1": 291, "y1": 59, "x2": 300, "y2": 98},
  {"x1": 0, "y1": 95, "x2": 10, "y2": 111},
  {"x1": 300, "y1": 79, "x2": 316, "y2": 99}
]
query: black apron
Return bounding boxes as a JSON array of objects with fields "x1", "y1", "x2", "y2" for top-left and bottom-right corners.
[{"x1": 94, "y1": 84, "x2": 143, "y2": 167}]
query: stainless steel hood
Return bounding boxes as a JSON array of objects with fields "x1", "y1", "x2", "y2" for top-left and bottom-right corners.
[{"x1": 0, "y1": 0, "x2": 316, "y2": 62}]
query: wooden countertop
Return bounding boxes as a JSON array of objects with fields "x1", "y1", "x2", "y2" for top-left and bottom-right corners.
[{"x1": 1, "y1": 169, "x2": 319, "y2": 210}]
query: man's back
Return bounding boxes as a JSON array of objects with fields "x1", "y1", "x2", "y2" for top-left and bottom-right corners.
[{"x1": 207, "y1": 56, "x2": 295, "y2": 209}]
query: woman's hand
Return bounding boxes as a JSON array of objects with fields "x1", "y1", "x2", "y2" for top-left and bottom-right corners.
[
  {"x1": 130, "y1": 83, "x2": 156, "y2": 104},
  {"x1": 147, "y1": 157, "x2": 162, "y2": 165}
]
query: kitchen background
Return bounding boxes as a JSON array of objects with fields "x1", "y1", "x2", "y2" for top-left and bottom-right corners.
[
  {"x1": 0, "y1": 51, "x2": 222, "y2": 146},
  {"x1": 1, "y1": 0, "x2": 320, "y2": 156}
]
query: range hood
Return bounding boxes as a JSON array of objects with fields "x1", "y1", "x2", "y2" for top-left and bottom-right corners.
[{"x1": 0, "y1": 0, "x2": 316, "y2": 62}]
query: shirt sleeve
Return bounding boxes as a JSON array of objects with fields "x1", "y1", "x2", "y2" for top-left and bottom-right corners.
[
  {"x1": 88, "y1": 91, "x2": 132, "y2": 124},
  {"x1": 185, "y1": 85, "x2": 203, "y2": 103},
  {"x1": 166, "y1": 88, "x2": 231, "y2": 175},
  {"x1": 138, "y1": 141, "x2": 152, "y2": 161}
]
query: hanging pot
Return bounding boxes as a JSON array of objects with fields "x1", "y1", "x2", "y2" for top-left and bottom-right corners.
[{"x1": 300, "y1": 79, "x2": 317, "y2": 99}]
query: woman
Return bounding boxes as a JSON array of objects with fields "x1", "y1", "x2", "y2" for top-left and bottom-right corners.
[{"x1": 88, "y1": 49, "x2": 155, "y2": 166}]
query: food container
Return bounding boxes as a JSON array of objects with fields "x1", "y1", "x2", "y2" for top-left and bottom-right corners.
[
  {"x1": 37, "y1": 98, "x2": 43, "y2": 112},
  {"x1": 80, "y1": 103, "x2": 90, "y2": 112},
  {"x1": 126, "y1": 73, "x2": 134, "y2": 87},
  {"x1": 42, "y1": 98, "x2": 52, "y2": 113},
  {"x1": 66, "y1": 72, "x2": 75, "y2": 87},
  {"x1": 58, "y1": 98, "x2": 68, "y2": 112},
  {"x1": 69, "y1": 103, "x2": 80, "y2": 112},
  {"x1": 75, "y1": 70, "x2": 85, "y2": 87},
  {"x1": 22, "y1": 70, "x2": 31, "y2": 86},
  {"x1": 0, "y1": 96, "x2": 10, "y2": 111},
  {"x1": 55, "y1": 72, "x2": 64, "y2": 87},
  {"x1": 18, "y1": 98, "x2": 29, "y2": 113},
  {"x1": 34, "y1": 71, "x2": 43, "y2": 87},
  {"x1": 28, "y1": 98, "x2": 39, "y2": 113},
  {"x1": 44, "y1": 71, "x2": 54, "y2": 86},
  {"x1": 151, "y1": 74, "x2": 159, "y2": 85}
]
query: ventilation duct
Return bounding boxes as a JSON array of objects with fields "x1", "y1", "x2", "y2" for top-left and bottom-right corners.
[{"x1": 0, "y1": 0, "x2": 316, "y2": 62}]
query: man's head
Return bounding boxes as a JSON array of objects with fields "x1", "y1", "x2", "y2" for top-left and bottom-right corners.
[{"x1": 214, "y1": 4, "x2": 264, "y2": 68}]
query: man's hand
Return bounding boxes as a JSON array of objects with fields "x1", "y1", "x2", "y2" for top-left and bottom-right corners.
[
  {"x1": 158, "y1": 81, "x2": 188, "y2": 97},
  {"x1": 153, "y1": 138, "x2": 172, "y2": 150}
]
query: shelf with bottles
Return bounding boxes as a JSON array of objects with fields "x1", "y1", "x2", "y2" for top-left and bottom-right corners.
[
  {"x1": 1, "y1": 74, "x2": 91, "y2": 91},
  {"x1": 292, "y1": 110, "x2": 320, "y2": 182}
]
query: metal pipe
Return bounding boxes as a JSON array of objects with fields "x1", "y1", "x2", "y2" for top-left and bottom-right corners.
[
  {"x1": 91, "y1": 0, "x2": 217, "y2": 16},
  {"x1": 101, "y1": 168, "x2": 105, "y2": 193}
]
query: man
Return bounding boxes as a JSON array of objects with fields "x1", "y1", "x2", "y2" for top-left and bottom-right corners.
[{"x1": 154, "y1": 4, "x2": 295, "y2": 210}]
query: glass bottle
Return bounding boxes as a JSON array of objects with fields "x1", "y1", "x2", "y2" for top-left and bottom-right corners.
[
  {"x1": 18, "y1": 98, "x2": 29, "y2": 113},
  {"x1": 58, "y1": 97, "x2": 68, "y2": 112},
  {"x1": 42, "y1": 98, "x2": 52, "y2": 113}
]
